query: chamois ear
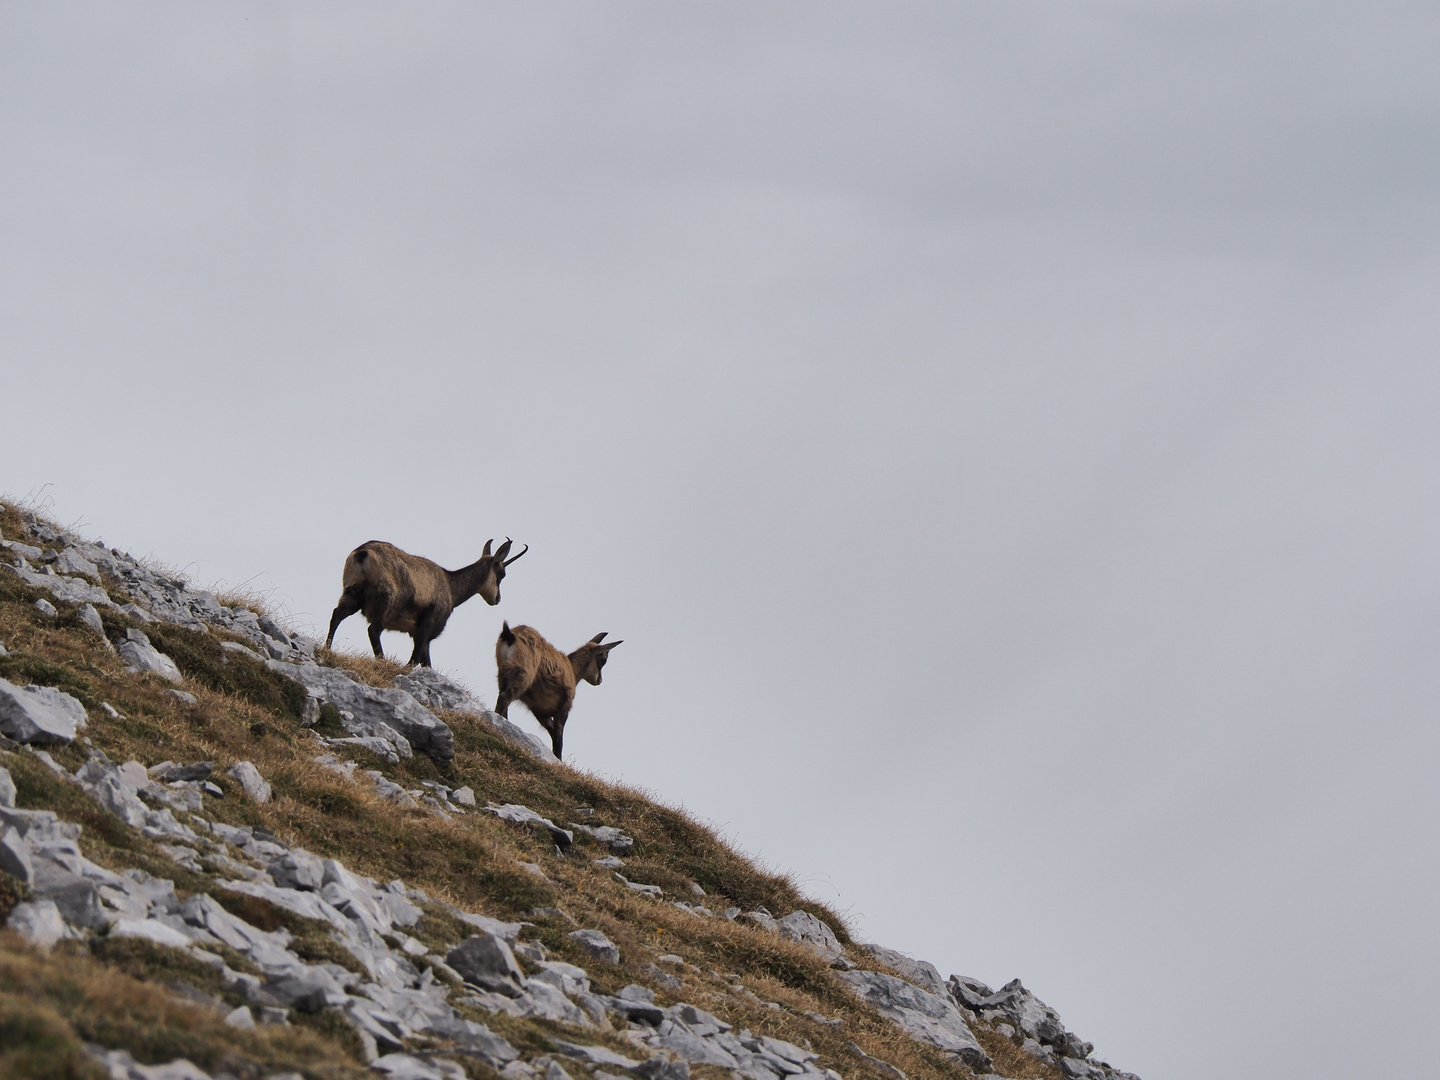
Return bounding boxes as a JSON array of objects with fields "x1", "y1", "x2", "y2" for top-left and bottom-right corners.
[
  {"x1": 494, "y1": 538, "x2": 513, "y2": 562},
  {"x1": 500, "y1": 621, "x2": 516, "y2": 645},
  {"x1": 482, "y1": 539, "x2": 494, "y2": 558},
  {"x1": 601, "y1": 639, "x2": 623, "y2": 652},
  {"x1": 589, "y1": 632, "x2": 608, "y2": 644}
]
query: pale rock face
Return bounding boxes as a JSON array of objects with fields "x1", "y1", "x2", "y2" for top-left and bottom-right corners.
[
  {"x1": 0, "y1": 825, "x2": 34, "y2": 883},
  {"x1": 0, "y1": 678, "x2": 87, "y2": 744},
  {"x1": 6, "y1": 899, "x2": 70, "y2": 948},
  {"x1": 776, "y1": 910, "x2": 844, "y2": 960},
  {"x1": 447, "y1": 934, "x2": 528, "y2": 997},
  {"x1": 117, "y1": 628, "x2": 183, "y2": 683},
  {"x1": 269, "y1": 661, "x2": 454, "y2": 763},
  {"x1": 108, "y1": 917, "x2": 194, "y2": 949},
  {"x1": 837, "y1": 968, "x2": 991, "y2": 1070},
  {"x1": 863, "y1": 943, "x2": 949, "y2": 997}
]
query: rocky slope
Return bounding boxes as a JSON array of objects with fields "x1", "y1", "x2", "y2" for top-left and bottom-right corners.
[{"x1": 0, "y1": 503, "x2": 1141, "y2": 1080}]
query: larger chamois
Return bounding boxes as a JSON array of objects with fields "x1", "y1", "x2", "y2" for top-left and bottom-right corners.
[
  {"x1": 495, "y1": 622, "x2": 621, "y2": 759},
  {"x1": 324, "y1": 539, "x2": 527, "y2": 667}
]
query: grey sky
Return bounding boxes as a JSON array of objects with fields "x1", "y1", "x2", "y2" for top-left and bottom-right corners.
[{"x1": 5, "y1": 4, "x2": 1440, "y2": 1077}]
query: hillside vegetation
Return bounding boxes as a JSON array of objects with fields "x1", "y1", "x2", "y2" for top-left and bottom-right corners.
[{"x1": 0, "y1": 499, "x2": 1131, "y2": 1080}]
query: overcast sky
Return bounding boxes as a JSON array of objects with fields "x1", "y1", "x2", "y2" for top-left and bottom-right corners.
[{"x1": 5, "y1": 4, "x2": 1440, "y2": 1078}]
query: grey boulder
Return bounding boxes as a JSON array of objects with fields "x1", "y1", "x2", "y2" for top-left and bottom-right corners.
[
  {"x1": 0, "y1": 678, "x2": 87, "y2": 744},
  {"x1": 6, "y1": 899, "x2": 69, "y2": 949},
  {"x1": 227, "y1": 761, "x2": 272, "y2": 804},
  {"x1": 567, "y1": 928, "x2": 620, "y2": 965},
  {"x1": 776, "y1": 910, "x2": 843, "y2": 961},
  {"x1": 0, "y1": 765, "x2": 15, "y2": 807},
  {"x1": 865, "y1": 944, "x2": 948, "y2": 997},
  {"x1": 268, "y1": 850, "x2": 325, "y2": 890},
  {"x1": 447, "y1": 933, "x2": 528, "y2": 996},
  {"x1": 837, "y1": 969, "x2": 990, "y2": 1069},
  {"x1": 0, "y1": 825, "x2": 34, "y2": 883},
  {"x1": 117, "y1": 629, "x2": 183, "y2": 683},
  {"x1": 269, "y1": 660, "x2": 454, "y2": 763},
  {"x1": 973, "y1": 978, "x2": 1068, "y2": 1048},
  {"x1": 263, "y1": 965, "x2": 347, "y2": 1012}
]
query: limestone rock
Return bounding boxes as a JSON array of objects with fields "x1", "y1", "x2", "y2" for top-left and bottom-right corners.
[
  {"x1": 448, "y1": 934, "x2": 528, "y2": 996},
  {"x1": 486, "y1": 803, "x2": 573, "y2": 847},
  {"x1": 393, "y1": 667, "x2": 485, "y2": 714},
  {"x1": 0, "y1": 765, "x2": 15, "y2": 807},
  {"x1": 0, "y1": 825, "x2": 34, "y2": 883},
  {"x1": 865, "y1": 944, "x2": 948, "y2": 996},
  {"x1": 837, "y1": 969, "x2": 990, "y2": 1069},
  {"x1": 269, "y1": 660, "x2": 454, "y2": 763},
  {"x1": 227, "y1": 761, "x2": 272, "y2": 804},
  {"x1": 117, "y1": 629, "x2": 183, "y2": 683},
  {"x1": 109, "y1": 917, "x2": 194, "y2": 949},
  {"x1": 776, "y1": 910, "x2": 843, "y2": 960},
  {"x1": 567, "y1": 928, "x2": 620, "y2": 965},
  {"x1": 972, "y1": 978, "x2": 1068, "y2": 1047},
  {"x1": 6, "y1": 899, "x2": 69, "y2": 948},
  {"x1": 269, "y1": 850, "x2": 325, "y2": 890},
  {"x1": 0, "y1": 678, "x2": 86, "y2": 744},
  {"x1": 568, "y1": 822, "x2": 633, "y2": 854}
]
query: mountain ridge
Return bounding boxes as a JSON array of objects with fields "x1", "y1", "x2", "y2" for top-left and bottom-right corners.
[{"x1": 0, "y1": 498, "x2": 1140, "y2": 1080}]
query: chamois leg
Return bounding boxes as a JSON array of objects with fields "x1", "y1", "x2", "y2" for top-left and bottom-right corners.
[
  {"x1": 548, "y1": 702, "x2": 571, "y2": 760},
  {"x1": 494, "y1": 670, "x2": 525, "y2": 718},
  {"x1": 368, "y1": 622, "x2": 384, "y2": 659},
  {"x1": 325, "y1": 587, "x2": 364, "y2": 649},
  {"x1": 409, "y1": 608, "x2": 444, "y2": 668}
]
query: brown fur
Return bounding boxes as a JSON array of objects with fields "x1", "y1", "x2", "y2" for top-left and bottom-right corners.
[
  {"x1": 325, "y1": 538, "x2": 526, "y2": 667},
  {"x1": 494, "y1": 622, "x2": 621, "y2": 760}
]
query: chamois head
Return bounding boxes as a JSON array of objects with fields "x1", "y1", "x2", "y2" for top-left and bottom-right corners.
[
  {"x1": 569, "y1": 632, "x2": 623, "y2": 685},
  {"x1": 474, "y1": 537, "x2": 528, "y2": 605}
]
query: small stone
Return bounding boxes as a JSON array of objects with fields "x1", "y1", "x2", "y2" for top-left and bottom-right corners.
[
  {"x1": 593, "y1": 855, "x2": 625, "y2": 869},
  {"x1": 100, "y1": 702, "x2": 120, "y2": 718},
  {"x1": 224, "y1": 1005, "x2": 256, "y2": 1029},
  {"x1": 452, "y1": 785, "x2": 476, "y2": 806},
  {"x1": 566, "y1": 928, "x2": 619, "y2": 965},
  {"x1": 0, "y1": 766, "x2": 15, "y2": 808},
  {"x1": 34, "y1": 598, "x2": 58, "y2": 617},
  {"x1": 166, "y1": 689, "x2": 198, "y2": 705},
  {"x1": 226, "y1": 761, "x2": 272, "y2": 804}
]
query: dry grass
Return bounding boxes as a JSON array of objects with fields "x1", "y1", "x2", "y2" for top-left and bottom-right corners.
[
  {"x1": 0, "y1": 937, "x2": 373, "y2": 1079},
  {"x1": 0, "y1": 499, "x2": 993, "y2": 1080}
]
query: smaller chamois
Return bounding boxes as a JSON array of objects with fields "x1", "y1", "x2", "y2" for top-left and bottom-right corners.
[
  {"x1": 495, "y1": 622, "x2": 622, "y2": 760},
  {"x1": 325, "y1": 538, "x2": 527, "y2": 667}
]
